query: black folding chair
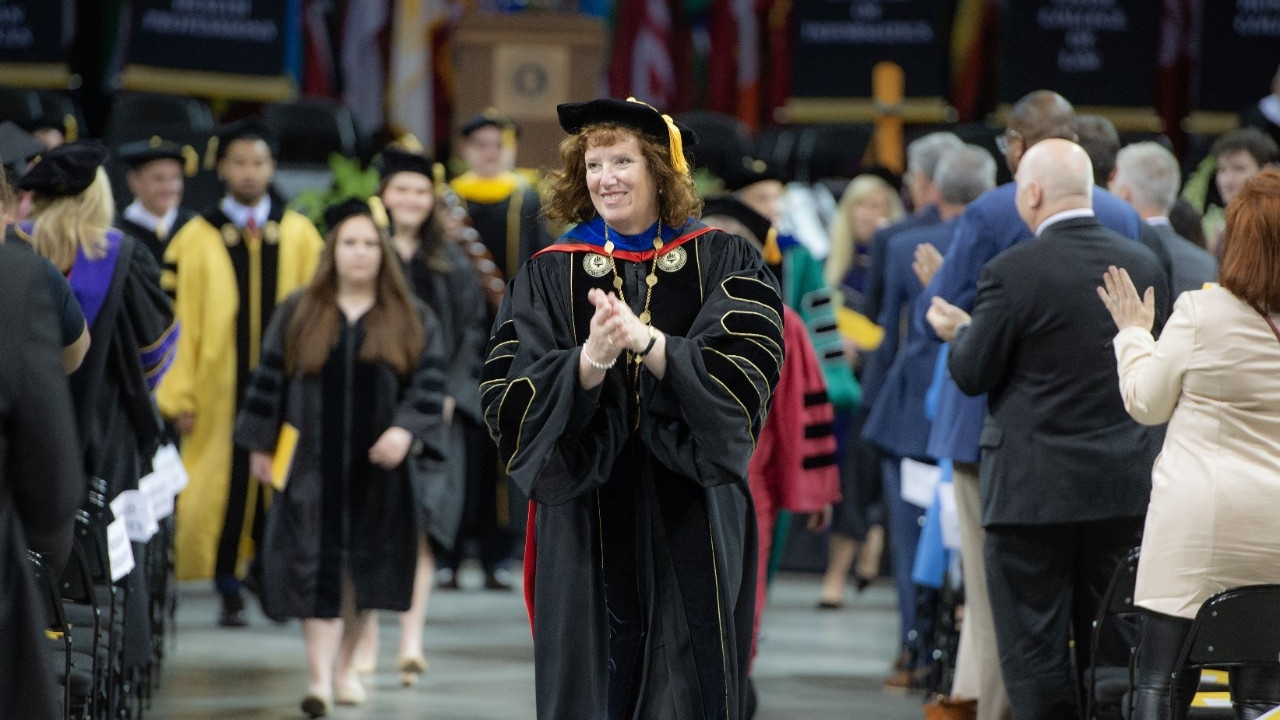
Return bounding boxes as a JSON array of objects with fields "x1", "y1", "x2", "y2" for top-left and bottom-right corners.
[
  {"x1": 1085, "y1": 546, "x2": 1142, "y2": 720},
  {"x1": 1171, "y1": 585, "x2": 1280, "y2": 719}
]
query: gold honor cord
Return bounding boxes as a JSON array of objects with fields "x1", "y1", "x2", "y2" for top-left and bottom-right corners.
[{"x1": 602, "y1": 220, "x2": 664, "y2": 426}]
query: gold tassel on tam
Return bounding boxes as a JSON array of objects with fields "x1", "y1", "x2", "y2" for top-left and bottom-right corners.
[{"x1": 762, "y1": 227, "x2": 783, "y2": 265}]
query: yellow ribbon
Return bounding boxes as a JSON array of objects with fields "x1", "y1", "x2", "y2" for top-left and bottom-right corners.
[
  {"x1": 626, "y1": 97, "x2": 688, "y2": 176},
  {"x1": 366, "y1": 195, "x2": 391, "y2": 231},
  {"x1": 762, "y1": 227, "x2": 782, "y2": 264}
]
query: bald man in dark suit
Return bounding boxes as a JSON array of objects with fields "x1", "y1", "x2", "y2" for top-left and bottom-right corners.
[{"x1": 928, "y1": 140, "x2": 1169, "y2": 720}]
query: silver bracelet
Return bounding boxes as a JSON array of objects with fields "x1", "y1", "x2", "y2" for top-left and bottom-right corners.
[{"x1": 582, "y1": 346, "x2": 616, "y2": 371}]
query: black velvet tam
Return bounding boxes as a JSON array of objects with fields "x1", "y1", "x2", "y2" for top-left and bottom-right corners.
[
  {"x1": 18, "y1": 139, "x2": 106, "y2": 197},
  {"x1": 377, "y1": 147, "x2": 434, "y2": 180},
  {"x1": 556, "y1": 98, "x2": 697, "y2": 148},
  {"x1": 213, "y1": 117, "x2": 279, "y2": 161}
]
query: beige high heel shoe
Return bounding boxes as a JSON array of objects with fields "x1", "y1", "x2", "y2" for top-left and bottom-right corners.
[{"x1": 399, "y1": 655, "x2": 429, "y2": 686}]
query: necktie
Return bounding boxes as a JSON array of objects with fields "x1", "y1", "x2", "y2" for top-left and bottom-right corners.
[
  {"x1": 155, "y1": 221, "x2": 168, "y2": 240},
  {"x1": 245, "y1": 216, "x2": 258, "y2": 236}
]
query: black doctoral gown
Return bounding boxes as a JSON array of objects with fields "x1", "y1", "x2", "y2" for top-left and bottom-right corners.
[
  {"x1": 482, "y1": 223, "x2": 784, "y2": 720},
  {"x1": 116, "y1": 205, "x2": 198, "y2": 266},
  {"x1": 234, "y1": 294, "x2": 448, "y2": 619}
]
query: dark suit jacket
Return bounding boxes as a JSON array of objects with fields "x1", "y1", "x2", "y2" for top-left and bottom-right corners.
[
  {"x1": 0, "y1": 242, "x2": 82, "y2": 719},
  {"x1": 862, "y1": 218, "x2": 954, "y2": 459},
  {"x1": 1147, "y1": 221, "x2": 1218, "y2": 297},
  {"x1": 918, "y1": 184, "x2": 1143, "y2": 463},
  {"x1": 947, "y1": 216, "x2": 1167, "y2": 526}
]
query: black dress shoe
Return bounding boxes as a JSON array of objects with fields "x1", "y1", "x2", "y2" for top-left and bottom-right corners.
[
  {"x1": 219, "y1": 593, "x2": 247, "y2": 627},
  {"x1": 484, "y1": 569, "x2": 514, "y2": 591}
]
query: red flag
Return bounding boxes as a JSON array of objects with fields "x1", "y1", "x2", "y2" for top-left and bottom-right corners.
[
  {"x1": 302, "y1": 0, "x2": 337, "y2": 97},
  {"x1": 762, "y1": 0, "x2": 791, "y2": 128},
  {"x1": 709, "y1": 0, "x2": 760, "y2": 129},
  {"x1": 609, "y1": 0, "x2": 693, "y2": 113}
]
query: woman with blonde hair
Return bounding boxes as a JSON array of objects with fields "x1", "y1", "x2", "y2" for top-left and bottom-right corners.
[
  {"x1": 235, "y1": 199, "x2": 447, "y2": 716},
  {"x1": 18, "y1": 140, "x2": 176, "y2": 498},
  {"x1": 823, "y1": 173, "x2": 905, "y2": 296}
]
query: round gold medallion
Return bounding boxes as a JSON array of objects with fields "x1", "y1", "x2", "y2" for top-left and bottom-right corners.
[
  {"x1": 583, "y1": 253, "x2": 611, "y2": 277},
  {"x1": 221, "y1": 223, "x2": 240, "y2": 247},
  {"x1": 657, "y1": 246, "x2": 687, "y2": 273},
  {"x1": 263, "y1": 220, "x2": 281, "y2": 245}
]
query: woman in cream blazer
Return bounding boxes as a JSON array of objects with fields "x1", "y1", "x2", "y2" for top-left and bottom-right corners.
[{"x1": 1099, "y1": 168, "x2": 1280, "y2": 720}]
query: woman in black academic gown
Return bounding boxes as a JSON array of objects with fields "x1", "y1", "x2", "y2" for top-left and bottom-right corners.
[
  {"x1": 350, "y1": 146, "x2": 476, "y2": 685},
  {"x1": 234, "y1": 200, "x2": 446, "y2": 717},
  {"x1": 481, "y1": 98, "x2": 784, "y2": 719}
]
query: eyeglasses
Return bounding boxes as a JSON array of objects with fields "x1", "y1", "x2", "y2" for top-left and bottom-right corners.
[{"x1": 995, "y1": 130, "x2": 1021, "y2": 156}]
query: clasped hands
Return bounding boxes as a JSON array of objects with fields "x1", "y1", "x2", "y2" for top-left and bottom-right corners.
[{"x1": 584, "y1": 287, "x2": 652, "y2": 366}]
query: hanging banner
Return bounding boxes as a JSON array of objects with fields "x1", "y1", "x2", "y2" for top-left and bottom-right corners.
[
  {"x1": 0, "y1": 0, "x2": 72, "y2": 87},
  {"x1": 791, "y1": 0, "x2": 948, "y2": 99},
  {"x1": 1196, "y1": 1, "x2": 1280, "y2": 113},
  {"x1": 119, "y1": 0, "x2": 298, "y2": 101},
  {"x1": 999, "y1": 1, "x2": 1160, "y2": 111}
]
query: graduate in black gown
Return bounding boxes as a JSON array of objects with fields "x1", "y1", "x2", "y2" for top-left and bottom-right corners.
[
  {"x1": 350, "y1": 146, "x2": 476, "y2": 684},
  {"x1": 234, "y1": 200, "x2": 447, "y2": 717},
  {"x1": 114, "y1": 137, "x2": 198, "y2": 265},
  {"x1": 482, "y1": 98, "x2": 784, "y2": 720}
]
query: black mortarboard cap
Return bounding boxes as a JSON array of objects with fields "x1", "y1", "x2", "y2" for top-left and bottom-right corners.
[
  {"x1": 460, "y1": 109, "x2": 517, "y2": 138},
  {"x1": 323, "y1": 197, "x2": 373, "y2": 234},
  {"x1": 18, "y1": 139, "x2": 107, "y2": 197},
  {"x1": 117, "y1": 136, "x2": 186, "y2": 169},
  {"x1": 557, "y1": 98, "x2": 698, "y2": 149},
  {"x1": 212, "y1": 117, "x2": 279, "y2": 161},
  {"x1": 0, "y1": 120, "x2": 45, "y2": 177},
  {"x1": 377, "y1": 147, "x2": 435, "y2": 180},
  {"x1": 557, "y1": 97, "x2": 698, "y2": 174},
  {"x1": 702, "y1": 195, "x2": 772, "y2": 247},
  {"x1": 722, "y1": 155, "x2": 783, "y2": 192}
]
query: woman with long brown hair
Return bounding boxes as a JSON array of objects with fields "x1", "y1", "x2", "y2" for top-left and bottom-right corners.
[
  {"x1": 351, "y1": 145, "x2": 476, "y2": 685},
  {"x1": 234, "y1": 200, "x2": 446, "y2": 717}
]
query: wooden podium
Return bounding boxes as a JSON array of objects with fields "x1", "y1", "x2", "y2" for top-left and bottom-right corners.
[{"x1": 453, "y1": 12, "x2": 606, "y2": 171}]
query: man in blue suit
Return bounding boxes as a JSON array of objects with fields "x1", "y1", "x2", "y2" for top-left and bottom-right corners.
[
  {"x1": 861, "y1": 131, "x2": 963, "y2": 407},
  {"x1": 862, "y1": 143, "x2": 997, "y2": 690},
  {"x1": 911, "y1": 90, "x2": 1146, "y2": 720}
]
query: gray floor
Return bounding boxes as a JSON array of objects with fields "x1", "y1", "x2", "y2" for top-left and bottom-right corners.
[{"x1": 150, "y1": 567, "x2": 926, "y2": 719}]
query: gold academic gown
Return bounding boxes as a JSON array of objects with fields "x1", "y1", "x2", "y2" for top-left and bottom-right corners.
[{"x1": 158, "y1": 207, "x2": 323, "y2": 581}]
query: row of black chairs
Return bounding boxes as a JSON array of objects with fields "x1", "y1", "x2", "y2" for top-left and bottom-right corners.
[
  {"x1": 29, "y1": 477, "x2": 175, "y2": 720},
  {"x1": 1088, "y1": 547, "x2": 1280, "y2": 720}
]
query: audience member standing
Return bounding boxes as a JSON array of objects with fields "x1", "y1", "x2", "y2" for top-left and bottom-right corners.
[
  {"x1": 159, "y1": 118, "x2": 324, "y2": 626},
  {"x1": 0, "y1": 240, "x2": 82, "y2": 720},
  {"x1": 235, "y1": 200, "x2": 447, "y2": 716},
  {"x1": 928, "y1": 139, "x2": 1168, "y2": 720},
  {"x1": 1111, "y1": 142, "x2": 1218, "y2": 296},
  {"x1": 1241, "y1": 64, "x2": 1280, "y2": 149},
  {"x1": 1194, "y1": 128, "x2": 1279, "y2": 256},
  {"x1": 861, "y1": 143, "x2": 996, "y2": 691},
  {"x1": 913, "y1": 90, "x2": 1145, "y2": 720},
  {"x1": 1102, "y1": 169, "x2": 1280, "y2": 720}
]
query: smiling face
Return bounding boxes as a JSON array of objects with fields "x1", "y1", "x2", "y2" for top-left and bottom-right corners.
[
  {"x1": 1217, "y1": 149, "x2": 1262, "y2": 206},
  {"x1": 127, "y1": 158, "x2": 184, "y2": 218},
  {"x1": 381, "y1": 171, "x2": 434, "y2": 233},
  {"x1": 333, "y1": 215, "x2": 383, "y2": 286},
  {"x1": 461, "y1": 125, "x2": 504, "y2": 178},
  {"x1": 584, "y1": 131, "x2": 659, "y2": 235},
  {"x1": 736, "y1": 179, "x2": 785, "y2": 227}
]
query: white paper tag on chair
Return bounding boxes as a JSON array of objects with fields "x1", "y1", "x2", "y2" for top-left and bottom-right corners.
[
  {"x1": 107, "y1": 517, "x2": 135, "y2": 581},
  {"x1": 153, "y1": 443, "x2": 189, "y2": 496},
  {"x1": 901, "y1": 458, "x2": 941, "y2": 509},
  {"x1": 139, "y1": 471, "x2": 174, "y2": 521},
  {"x1": 111, "y1": 490, "x2": 159, "y2": 542}
]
